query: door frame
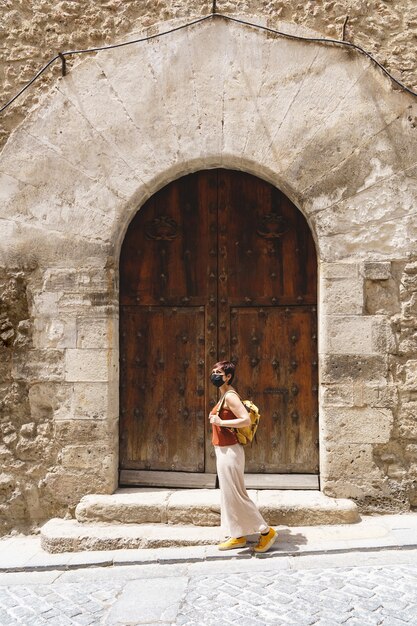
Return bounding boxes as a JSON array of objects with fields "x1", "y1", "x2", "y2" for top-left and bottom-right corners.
[{"x1": 118, "y1": 168, "x2": 320, "y2": 490}]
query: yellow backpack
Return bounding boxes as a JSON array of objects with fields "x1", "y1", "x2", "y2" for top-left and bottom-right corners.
[
  {"x1": 220, "y1": 391, "x2": 261, "y2": 446},
  {"x1": 236, "y1": 399, "x2": 261, "y2": 445}
]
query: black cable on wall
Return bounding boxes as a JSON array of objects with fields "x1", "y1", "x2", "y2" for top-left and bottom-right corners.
[{"x1": 1, "y1": 11, "x2": 416, "y2": 115}]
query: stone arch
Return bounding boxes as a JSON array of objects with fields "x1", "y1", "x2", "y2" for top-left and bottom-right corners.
[
  {"x1": 1, "y1": 15, "x2": 416, "y2": 528},
  {"x1": 119, "y1": 167, "x2": 319, "y2": 486}
]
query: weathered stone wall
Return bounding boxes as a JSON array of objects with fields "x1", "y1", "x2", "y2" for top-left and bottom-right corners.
[
  {"x1": 319, "y1": 259, "x2": 417, "y2": 513},
  {"x1": 0, "y1": 9, "x2": 416, "y2": 534},
  {"x1": 1, "y1": 1, "x2": 417, "y2": 149},
  {"x1": 0, "y1": 263, "x2": 118, "y2": 535},
  {"x1": 372, "y1": 258, "x2": 417, "y2": 511},
  {"x1": 0, "y1": 266, "x2": 34, "y2": 534}
]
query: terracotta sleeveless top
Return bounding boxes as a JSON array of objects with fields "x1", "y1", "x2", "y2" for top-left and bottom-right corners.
[{"x1": 211, "y1": 400, "x2": 239, "y2": 446}]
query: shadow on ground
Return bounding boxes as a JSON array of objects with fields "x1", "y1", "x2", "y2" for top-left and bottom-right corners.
[{"x1": 236, "y1": 530, "x2": 308, "y2": 557}]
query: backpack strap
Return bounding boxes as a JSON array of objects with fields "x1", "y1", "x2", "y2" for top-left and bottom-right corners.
[
  {"x1": 217, "y1": 389, "x2": 240, "y2": 413},
  {"x1": 216, "y1": 390, "x2": 247, "y2": 440}
]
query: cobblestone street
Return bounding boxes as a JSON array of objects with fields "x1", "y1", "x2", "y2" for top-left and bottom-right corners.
[
  {"x1": 178, "y1": 563, "x2": 417, "y2": 626},
  {"x1": 1, "y1": 550, "x2": 417, "y2": 625}
]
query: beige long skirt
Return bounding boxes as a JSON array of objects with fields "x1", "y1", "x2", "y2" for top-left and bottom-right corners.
[{"x1": 215, "y1": 443, "x2": 269, "y2": 538}]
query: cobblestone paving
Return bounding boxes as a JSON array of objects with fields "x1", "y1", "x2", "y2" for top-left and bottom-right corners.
[
  {"x1": 178, "y1": 565, "x2": 417, "y2": 626},
  {"x1": 1, "y1": 563, "x2": 417, "y2": 625},
  {"x1": 0, "y1": 581, "x2": 124, "y2": 625}
]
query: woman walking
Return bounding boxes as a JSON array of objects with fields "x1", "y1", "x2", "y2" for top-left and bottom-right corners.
[{"x1": 209, "y1": 360, "x2": 277, "y2": 552}]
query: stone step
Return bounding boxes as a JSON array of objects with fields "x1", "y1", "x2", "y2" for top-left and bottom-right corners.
[
  {"x1": 41, "y1": 519, "x2": 220, "y2": 553},
  {"x1": 75, "y1": 489, "x2": 359, "y2": 527}
]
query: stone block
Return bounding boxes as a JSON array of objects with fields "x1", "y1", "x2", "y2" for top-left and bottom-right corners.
[
  {"x1": 72, "y1": 488, "x2": 360, "y2": 528},
  {"x1": 73, "y1": 382, "x2": 117, "y2": 420},
  {"x1": 55, "y1": 419, "x2": 118, "y2": 447},
  {"x1": 320, "y1": 277, "x2": 363, "y2": 315},
  {"x1": 29, "y1": 382, "x2": 73, "y2": 421},
  {"x1": 42, "y1": 268, "x2": 114, "y2": 293},
  {"x1": 321, "y1": 443, "x2": 384, "y2": 481},
  {"x1": 322, "y1": 407, "x2": 393, "y2": 444},
  {"x1": 42, "y1": 269, "x2": 76, "y2": 292},
  {"x1": 386, "y1": 463, "x2": 408, "y2": 479},
  {"x1": 320, "y1": 354, "x2": 388, "y2": 384},
  {"x1": 40, "y1": 518, "x2": 219, "y2": 553},
  {"x1": 322, "y1": 316, "x2": 396, "y2": 356},
  {"x1": 365, "y1": 278, "x2": 401, "y2": 315},
  {"x1": 0, "y1": 347, "x2": 12, "y2": 381},
  {"x1": 400, "y1": 360, "x2": 417, "y2": 391},
  {"x1": 33, "y1": 317, "x2": 77, "y2": 349},
  {"x1": 405, "y1": 444, "x2": 417, "y2": 462},
  {"x1": 321, "y1": 316, "x2": 374, "y2": 354},
  {"x1": 61, "y1": 445, "x2": 115, "y2": 471},
  {"x1": 321, "y1": 263, "x2": 359, "y2": 279},
  {"x1": 402, "y1": 293, "x2": 417, "y2": 318},
  {"x1": 57, "y1": 293, "x2": 114, "y2": 313},
  {"x1": 397, "y1": 329, "x2": 417, "y2": 357},
  {"x1": 167, "y1": 490, "x2": 221, "y2": 526},
  {"x1": 353, "y1": 383, "x2": 398, "y2": 409},
  {"x1": 19, "y1": 422, "x2": 36, "y2": 438},
  {"x1": 15, "y1": 437, "x2": 47, "y2": 462},
  {"x1": 321, "y1": 479, "x2": 363, "y2": 499},
  {"x1": 65, "y1": 349, "x2": 116, "y2": 382},
  {"x1": 12, "y1": 349, "x2": 65, "y2": 382},
  {"x1": 404, "y1": 260, "x2": 417, "y2": 275},
  {"x1": 399, "y1": 275, "x2": 417, "y2": 298},
  {"x1": 0, "y1": 473, "x2": 15, "y2": 497},
  {"x1": 320, "y1": 384, "x2": 354, "y2": 407},
  {"x1": 43, "y1": 467, "x2": 116, "y2": 508},
  {"x1": 257, "y1": 490, "x2": 359, "y2": 525},
  {"x1": 396, "y1": 402, "x2": 417, "y2": 439},
  {"x1": 31, "y1": 292, "x2": 60, "y2": 317},
  {"x1": 76, "y1": 318, "x2": 111, "y2": 349},
  {"x1": 372, "y1": 318, "x2": 397, "y2": 354},
  {"x1": 106, "y1": 577, "x2": 188, "y2": 624},
  {"x1": 75, "y1": 491, "x2": 170, "y2": 524},
  {"x1": 362, "y1": 261, "x2": 392, "y2": 280},
  {"x1": 0, "y1": 382, "x2": 29, "y2": 424}
]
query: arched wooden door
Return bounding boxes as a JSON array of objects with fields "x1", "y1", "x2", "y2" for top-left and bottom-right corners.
[{"x1": 119, "y1": 170, "x2": 318, "y2": 488}]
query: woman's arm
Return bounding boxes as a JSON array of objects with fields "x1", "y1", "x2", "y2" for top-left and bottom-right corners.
[{"x1": 210, "y1": 391, "x2": 251, "y2": 428}]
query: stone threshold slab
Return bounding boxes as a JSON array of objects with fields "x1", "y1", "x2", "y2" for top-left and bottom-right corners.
[{"x1": 75, "y1": 488, "x2": 359, "y2": 526}]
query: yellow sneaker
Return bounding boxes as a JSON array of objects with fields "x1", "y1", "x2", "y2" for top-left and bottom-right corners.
[
  {"x1": 217, "y1": 537, "x2": 247, "y2": 551},
  {"x1": 253, "y1": 528, "x2": 277, "y2": 553}
]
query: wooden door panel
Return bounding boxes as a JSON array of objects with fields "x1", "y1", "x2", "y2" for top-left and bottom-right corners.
[
  {"x1": 217, "y1": 169, "x2": 318, "y2": 475},
  {"x1": 120, "y1": 306, "x2": 206, "y2": 472},
  {"x1": 230, "y1": 306, "x2": 318, "y2": 473},
  {"x1": 120, "y1": 171, "x2": 218, "y2": 475},
  {"x1": 120, "y1": 172, "x2": 214, "y2": 306},
  {"x1": 218, "y1": 170, "x2": 316, "y2": 305}
]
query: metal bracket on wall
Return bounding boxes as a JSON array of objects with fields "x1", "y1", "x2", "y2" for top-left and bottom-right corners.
[{"x1": 58, "y1": 52, "x2": 67, "y2": 76}]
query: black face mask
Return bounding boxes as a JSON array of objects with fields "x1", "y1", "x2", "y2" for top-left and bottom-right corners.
[{"x1": 210, "y1": 373, "x2": 225, "y2": 387}]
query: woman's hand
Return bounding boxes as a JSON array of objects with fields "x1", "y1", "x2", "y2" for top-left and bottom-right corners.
[{"x1": 210, "y1": 414, "x2": 222, "y2": 426}]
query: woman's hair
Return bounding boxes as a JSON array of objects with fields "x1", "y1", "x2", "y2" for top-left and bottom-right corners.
[{"x1": 212, "y1": 360, "x2": 236, "y2": 382}]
